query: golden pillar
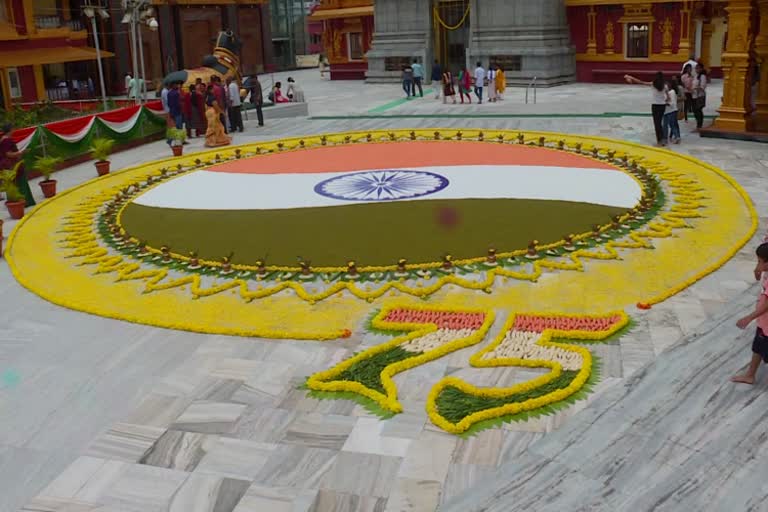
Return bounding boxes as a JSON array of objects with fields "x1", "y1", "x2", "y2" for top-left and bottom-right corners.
[
  {"x1": 587, "y1": 6, "x2": 597, "y2": 54},
  {"x1": 701, "y1": 22, "x2": 714, "y2": 68},
  {"x1": 713, "y1": 0, "x2": 755, "y2": 133},
  {"x1": 754, "y1": 0, "x2": 768, "y2": 131},
  {"x1": 679, "y1": 0, "x2": 693, "y2": 55}
]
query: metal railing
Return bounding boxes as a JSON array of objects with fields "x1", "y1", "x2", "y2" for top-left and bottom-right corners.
[{"x1": 525, "y1": 76, "x2": 537, "y2": 104}]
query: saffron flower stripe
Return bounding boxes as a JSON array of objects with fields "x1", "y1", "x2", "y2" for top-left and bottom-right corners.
[
  {"x1": 426, "y1": 311, "x2": 629, "y2": 434},
  {"x1": 305, "y1": 305, "x2": 495, "y2": 413}
]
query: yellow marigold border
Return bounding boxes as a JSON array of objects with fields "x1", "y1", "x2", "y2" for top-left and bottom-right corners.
[
  {"x1": 48, "y1": 130, "x2": 715, "y2": 306},
  {"x1": 426, "y1": 310, "x2": 630, "y2": 434},
  {"x1": 305, "y1": 304, "x2": 496, "y2": 413}
]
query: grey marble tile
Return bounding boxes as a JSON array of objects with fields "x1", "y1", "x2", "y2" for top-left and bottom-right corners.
[
  {"x1": 281, "y1": 413, "x2": 357, "y2": 450},
  {"x1": 85, "y1": 423, "x2": 167, "y2": 463},
  {"x1": 172, "y1": 401, "x2": 247, "y2": 434},
  {"x1": 195, "y1": 437, "x2": 277, "y2": 480},
  {"x1": 384, "y1": 478, "x2": 441, "y2": 512},
  {"x1": 341, "y1": 417, "x2": 412, "y2": 457},
  {"x1": 230, "y1": 406, "x2": 297, "y2": 443},
  {"x1": 94, "y1": 463, "x2": 191, "y2": 512},
  {"x1": 397, "y1": 430, "x2": 456, "y2": 483},
  {"x1": 452, "y1": 429, "x2": 504, "y2": 466},
  {"x1": 169, "y1": 473, "x2": 251, "y2": 512},
  {"x1": 20, "y1": 496, "x2": 102, "y2": 511},
  {"x1": 254, "y1": 445, "x2": 338, "y2": 489},
  {"x1": 309, "y1": 490, "x2": 387, "y2": 512},
  {"x1": 232, "y1": 484, "x2": 319, "y2": 512},
  {"x1": 140, "y1": 430, "x2": 217, "y2": 471},
  {"x1": 123, "y1": 393, "x2": 194, "y2": 429},
  {"x1": 319, "y1": 452, "x2": 402, "y2": 499}
]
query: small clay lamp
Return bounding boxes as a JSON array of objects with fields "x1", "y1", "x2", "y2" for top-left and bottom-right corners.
[
  {"x1": 300, "y1": 260, "x2": 312, "y2": 276},
  {"x1": 221, "y1": 255, "x2": 233, "y2": 274},
  {"x1": 160, "y1": 168, "x2": 168, "y2": 177},
  {"x1": 607, "y1": 150, "x2": 616, "y2": 159},
  {"x1": 396, "y1": 258, "x2": 408, "y2": 274},
  {"x1": 235, "y1": 149, "x2": 242, "y2": 159},
  {"x1": 188, "y1": 251, "x2": 200, "y2": 269},
  {"x1": 477, "y1": 131, "x2": 484, "y2": 141},
  {"x1": 161, "y1": 246, "x2": 172, "y2": 262},
  {"x1": 592, "y1": 147, "x2": 599, "y2": 157},
  {"x1": 564, "y1": 234, "x2": 576, "y2": 251},
  {"x1": 434, "y1": 131, "x2": 441, "y2": 140},
  {"x1": 486, "y1": 248, "x2": 497, "y2": 264},
  {"x1": 456, "y1": 131, "x2": 463, "y2": 140},
  {"x1": 299, "y1": 140, "x2": 305, "y2": 148},
  {"x1": 366, "y1": 133, "x2": 373, "y2": 142},
  {"x1": 538, "y1": 136, "x2": 546, "y2": 146},
  {"x1": 574, "y1": 142, "x2": 583, "y2": 153},
  {"x1": 611, "y1": 215, "x2": 622, "y2": 230},
  {"x1": 344, "y1": 136, "x2": 352, "y2": 144},
  {"x1": 526, "y1": 240, "x2": 539, "y2": 259},
  {"x1": 194, "y1": 158, "x2": 202, "y2": 166},
  {"x1": 277, "y1": 142, "x2": 285, "y2": 150},
  {"x1": 516, "y1": 133, "x2": 524, "y2": 144},
  {"x1": 558, "y1": 140, "x2": 565, "y2": 149},
  {"x1": 320, "y1": 136, "x2": 327, "y2": 146},
  {"x1": 443, "y1": 254, "x2": 453, "y2": 270},
  {"x1": 255, "y1": 259, "x2": 267, "y2": 276},
  {"x1": 347, "y1": 261, "x2": 359, "y2": 277}
]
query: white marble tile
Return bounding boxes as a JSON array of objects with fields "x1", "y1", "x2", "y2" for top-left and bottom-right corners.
[
  {"x1": 195, "y1": 437, "x2": 277, "y2": 480},
  {"x1": 85, "y1": 423, "x2": 167, "y2": 463},
  {"x1": 341, "y1": 417, "x2": 412, "y2": 457},
  {"x1": 384, "y1": 478, "x2": 441, "y2": 512},
  {"x1": 232, "y1": 484, "x2": 318, "y2": 512},
  {"x1": 172, "y1": 401, "x2": 247, "y2": 434},
  {"x1": 397, "y1": 430, "x2": 456, "y2": 482}
]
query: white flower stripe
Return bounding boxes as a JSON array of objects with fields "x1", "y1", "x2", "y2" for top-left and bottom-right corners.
[
  {"x1": 401, "y1": 328, "x2": 475, "y2": 353},
  {"x1": 482, "y1": 330, "x2": 584, "y2": 371},
  {"x1": 46, "y1": 117, "x2": 96, "y2": 143},
  {"x1": 99, "y1": 108, "x2": 143, "y2": 134}
]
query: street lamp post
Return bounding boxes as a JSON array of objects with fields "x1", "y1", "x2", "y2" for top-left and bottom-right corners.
[
  {"x1": 121, "y1": 0, "x2": 154, "y2": 105},
  {"x1": 83, "y1": 2, "x2": 109, "y2": 111}
]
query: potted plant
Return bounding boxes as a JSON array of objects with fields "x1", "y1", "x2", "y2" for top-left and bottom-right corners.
[
  {"x1": 1, "y1": 170, "x2": 25, "y2": 219},
  {"x1": 90, "y1": 138, "x2": 115, "y2": 176},
  {"x1": 167, "y1": 128, "x2": 186, "y2": 156},
  {"x1": 34, "y1": 155, "x2": 62, "y2": 198}
]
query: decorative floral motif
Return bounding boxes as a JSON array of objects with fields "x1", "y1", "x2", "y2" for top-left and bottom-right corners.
[
  {"x1": 313, "y1": 169, "x2": 449, "y2": 201},
  {"x1": 426, "y1": 311, "x2": 630, "y2": 434}
]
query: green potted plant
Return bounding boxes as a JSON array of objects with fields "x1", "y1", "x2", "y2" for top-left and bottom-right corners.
[
  {"x1": 33, "y1": 155, "x2": 62, "y2": 198},
  {"x1": 167, "y1": 128, "x2": 186, "y2": 157},
  {"x1": 90, "y1": 137, "x2": 115, "y2": 176},
  {"x1": 1, "y1": 169, "x2": 25, "y2": 219}
]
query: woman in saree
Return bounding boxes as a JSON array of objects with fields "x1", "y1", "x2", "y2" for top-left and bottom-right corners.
[
  {"x1": 495, "y1": 65, "x2": 506, "y2": 100},
  {"x1": 204, "y1": 86, "x2": 231, "y2": 148},
  {"x1": 0, "y1": 124, "x2": 34, "y2": 206},
  {"x1": 442, "y1": 69, "x2": 456, "y2": 104},
  {"x1": 458, "y1": 67, "x2": 472, "y2": 104}
]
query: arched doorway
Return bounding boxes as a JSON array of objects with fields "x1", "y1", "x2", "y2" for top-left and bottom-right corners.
[{"x1": 433, "y1": 0, "x2": 470, "y2": 73}]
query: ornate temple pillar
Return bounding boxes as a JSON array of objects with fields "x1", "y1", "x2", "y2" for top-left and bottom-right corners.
[
  {"x1": 712, "y1": 0, "x2": 755, "y2": 133},
  {"x1": 700, "y1": 22, "x2": 714, "y2": 67},
  {"x1": 679, "y1": 0, "x2": 693, "y2": 56},
  {"x1": 587, "y1": 6, "x2": 597, "y2": 54},
  {"x1": 754, "y1": 0, "x2": 768, "y2": 131}
]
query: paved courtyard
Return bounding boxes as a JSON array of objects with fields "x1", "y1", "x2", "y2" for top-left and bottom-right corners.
[{"x1": 3, "y1": 70, "x2": 768, "y2": 512}]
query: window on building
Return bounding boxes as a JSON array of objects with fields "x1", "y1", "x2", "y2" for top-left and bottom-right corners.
[
  {"x1": 7, "y1": 67, "x2": 21, "y2": 98},
  {"x1": 348, "y1": 32, "x2": 363, "y2": 61},
  {"x1": 626, "y1": 23, "x2": 649, "y2": 58}
]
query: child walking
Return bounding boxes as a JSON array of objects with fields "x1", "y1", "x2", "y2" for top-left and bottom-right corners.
[{"x1": 732, "y1": 243, "x2": 768, "y2": 384}]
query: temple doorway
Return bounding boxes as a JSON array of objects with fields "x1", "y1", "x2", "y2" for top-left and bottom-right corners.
[{"x1": 433, "y1": 0, "x2": 470, "y2": 74}]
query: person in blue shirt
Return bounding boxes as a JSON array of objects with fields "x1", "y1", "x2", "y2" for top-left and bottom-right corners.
[
  {"x1": 166, "y1": 82, "x2": 183, "y2": 145},
  {"x1": 431, "y1": 59, "x2": 442, "y2": 99},
  {"x1": 411, "y1": 59, "x2": 424, "y2": 97}
]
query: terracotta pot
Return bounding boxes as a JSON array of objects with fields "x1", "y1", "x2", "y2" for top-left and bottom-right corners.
[
  {"x1": 172, "y1": 145, "x2": 183, "y2": 157},
  {"x1": 5, "y1": 199, "x2": 25, "y2": 220},
  {"x1": 39, "y1": 179, "x2": 57, "y2": 198},
  {"x1": 95, "y1": 160, "x2": 111, "y2": 176}
]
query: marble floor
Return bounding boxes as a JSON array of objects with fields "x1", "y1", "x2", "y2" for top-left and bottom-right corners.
[{"x1": 2, "y1": 73, "x2": 768, "y2": 512}]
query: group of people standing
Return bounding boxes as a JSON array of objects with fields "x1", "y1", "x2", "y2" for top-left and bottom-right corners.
[
  {"x1": 625, "y1": 56, "x2": 709, "y2": 147},
  {"x1": 402, "y1": 60, "x2": 506, "y2": 104},
  {"x1": 161, "y1": 75, "x2": 246, "y2": 148}
]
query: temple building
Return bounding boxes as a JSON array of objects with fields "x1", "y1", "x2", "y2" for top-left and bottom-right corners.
[
  {"x1": 0, "y1": 0, "x2": 112, "y2": 108},
  {"x1": 566, "y1": 0, "x2": 727, "y2": 83},
  {"x1": 308, "y1": 0, "x2": 374, "y2": 79}
]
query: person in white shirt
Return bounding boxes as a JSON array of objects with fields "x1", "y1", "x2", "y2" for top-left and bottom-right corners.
[
  {"x1": 682, "y1": 55, "x2": 698, "y2": 73},
  {"x1": 226, "y1": 77, "x2": 244, "y2": 133},
  {"x1": 486, "y1": 66, "x2": 497, "y2": 102},
  {"x1": 473, "y1": 62, "x2": 485, "y2": 104},
  {"x1": 124, "y1": 73, "x2": 132, "y2": 97},
  {"x1": 691, "y1": 63, "x2": 708, "y2": 130}
]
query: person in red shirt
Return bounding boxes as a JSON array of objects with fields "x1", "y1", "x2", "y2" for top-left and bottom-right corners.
[
  {"x1": 181, "y1": 85, "x2": 193, "y2": 138},
  {"x1": 211, "y1": 76, "x2": 228, "y2": 134}
]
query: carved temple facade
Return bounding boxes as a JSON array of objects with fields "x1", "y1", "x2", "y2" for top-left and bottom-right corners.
[
  {"x1": 567, "y1": 0, "x2": 727, "y2": 83},
  {"x1": 309, "y1": 0, "x2": 374, "y2": 80}
]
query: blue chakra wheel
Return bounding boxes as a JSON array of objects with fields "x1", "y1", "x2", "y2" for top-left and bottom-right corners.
[{"x1": 314, "y1": 170, "x2": 450, "y2": 201}]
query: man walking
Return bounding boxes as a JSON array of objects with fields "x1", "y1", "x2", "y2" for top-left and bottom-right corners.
[
  {"x1": 411, "y1": 59, "x2": 424, "y2": 97},
  {"x1": 474, "y1": 61, "x2": 485, "y2": 104},
  {"x1": 402, "y1": 64, "x2": 414, "y2": 98},
  {"x1": 249, "y1": 76, "x2": 264, "y2": 127},
  {"x1": 227, "y1": 77, "x2": 244, "y2": 132},
  {"x1": 431, "y1": 59, "x2": 442, "y2": 99}
]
